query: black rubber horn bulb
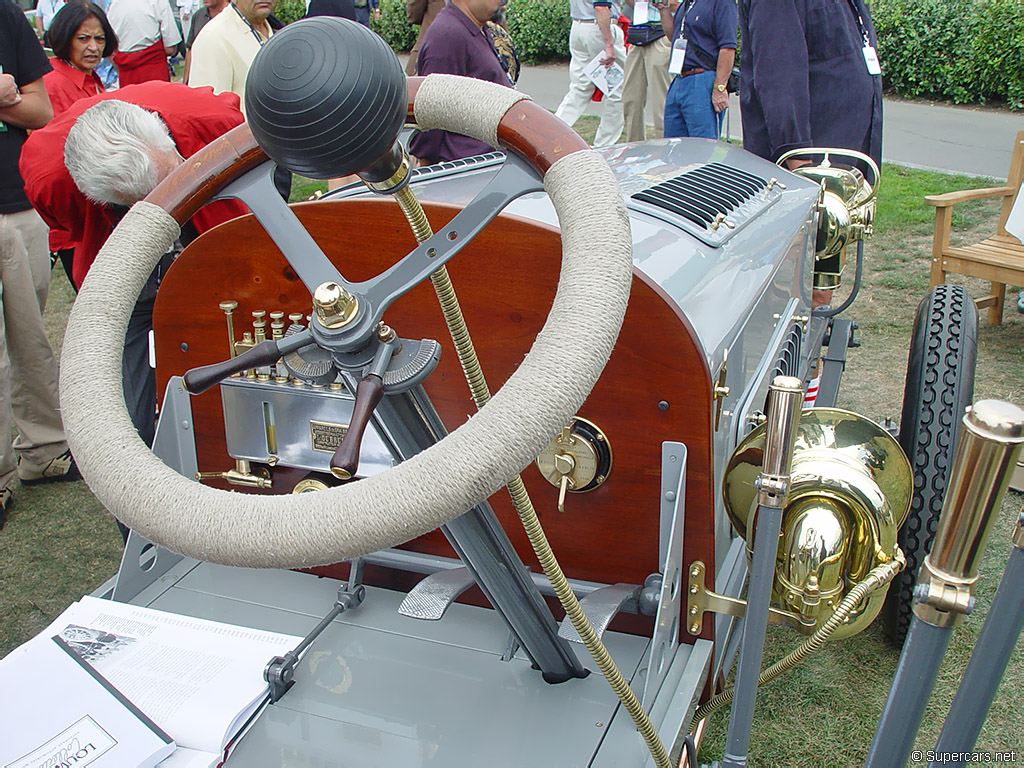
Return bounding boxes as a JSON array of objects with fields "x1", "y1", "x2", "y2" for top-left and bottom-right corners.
[{"x1": 245, "y1": 17, "x2": 407, "y2": 179}]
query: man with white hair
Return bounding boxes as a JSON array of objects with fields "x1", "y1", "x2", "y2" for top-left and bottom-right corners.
[{"x1": 21, "y1": 82, "x2": 245, "y2": 451}]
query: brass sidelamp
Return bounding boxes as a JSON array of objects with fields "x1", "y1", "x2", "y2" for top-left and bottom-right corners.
[{"x1": 778, "y1": 148, "x2": 880, "y2": 290}]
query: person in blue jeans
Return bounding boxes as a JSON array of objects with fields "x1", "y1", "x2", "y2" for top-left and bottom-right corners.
[{"x1": 658, "y1": 0, "x2": 735, "y2": 139}]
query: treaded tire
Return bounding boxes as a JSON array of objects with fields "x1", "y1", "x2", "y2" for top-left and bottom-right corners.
[{"x1": 882, "y1": 284, "x2": 977, "y2": 646}]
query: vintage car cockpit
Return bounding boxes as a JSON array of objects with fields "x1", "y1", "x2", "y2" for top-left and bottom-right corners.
[{"x1": 42, "y1": 17, "x2": 1023, "y2": 768}]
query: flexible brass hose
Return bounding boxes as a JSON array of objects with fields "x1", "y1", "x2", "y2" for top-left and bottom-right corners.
[
  {"x1": 391, "y1": 184, "x2": 671, "y2": 768},
  {"x1": 689, "y1": 554, "x2": 905, "y2": 731}
]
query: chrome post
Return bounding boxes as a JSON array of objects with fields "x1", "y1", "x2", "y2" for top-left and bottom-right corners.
[
  {"x1": 865, "y1": 400, "x2": 1024, "y2": 768},
  {"x1": 722, "y1": 376, "x2": 804, "y2": 768}
]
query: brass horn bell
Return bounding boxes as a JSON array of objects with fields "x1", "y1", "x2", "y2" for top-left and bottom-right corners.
[
  {"x1": 777, "y1": 148, "x2": 879, "y2": 290},
  {"x1": 723, "y1": 408, "x2": 911, "y2": 638}
]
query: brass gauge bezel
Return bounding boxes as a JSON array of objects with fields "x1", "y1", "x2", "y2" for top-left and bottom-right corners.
[
  {"x1": 292, "y1": 477, "x2": 330, "y2": 494},
  {"x1": 535, "y1": 416, "x2": 613, "y2": 493}
]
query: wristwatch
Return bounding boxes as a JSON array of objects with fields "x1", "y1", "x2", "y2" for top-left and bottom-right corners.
[{"x1": 714, "y1": 83, "x2": 727, "y2": 93}]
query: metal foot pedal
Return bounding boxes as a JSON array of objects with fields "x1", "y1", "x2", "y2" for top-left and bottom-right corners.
[
  {"x1": 399, "y1": 567, "x2": 477, "y2": 620},
  {"x1": 558, "y1": 583, "x2": 640, "y2": 643}
]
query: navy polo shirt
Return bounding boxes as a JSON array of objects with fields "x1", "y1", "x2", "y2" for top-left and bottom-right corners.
[
  {"x1": 672, "y1": 0, "x2": 737, "y2": 71},
  {"x1": 409, "y1": 4, "x2": 512, "y2": 165}
]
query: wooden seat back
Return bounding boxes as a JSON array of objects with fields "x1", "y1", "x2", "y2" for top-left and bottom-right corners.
[{"x1": 926, "y1": 131, "x2": 1024, "y2": 325}]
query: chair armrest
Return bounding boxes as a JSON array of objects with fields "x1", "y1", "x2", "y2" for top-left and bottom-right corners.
[{"x1": 925, "y1": 186, "x2": 1015, "y2": 207}]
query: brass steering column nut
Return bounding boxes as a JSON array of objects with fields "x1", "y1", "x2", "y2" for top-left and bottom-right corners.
[{"x1": 313, "y1": 282, "x2": 359, "y2": 328}]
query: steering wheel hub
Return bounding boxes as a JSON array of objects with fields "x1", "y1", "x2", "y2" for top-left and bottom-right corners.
[{"x1": 313, "y1": 282, "x2": 359, "y2": 329}]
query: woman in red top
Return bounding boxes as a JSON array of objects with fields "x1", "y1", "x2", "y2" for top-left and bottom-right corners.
[
  {"x1": 41, "y1": 2, "x2": 118, "y2": 284},
  {"x1": 43, "y1": 3, "x2": 118, "y2": 116}
]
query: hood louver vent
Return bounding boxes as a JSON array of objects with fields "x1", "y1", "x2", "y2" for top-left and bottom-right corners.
[{"x1": 629, "y1": 162, "x2": 782, "y2": 247}]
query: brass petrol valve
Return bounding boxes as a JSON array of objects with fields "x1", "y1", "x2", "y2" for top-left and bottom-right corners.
[{"x1": 535, "y1": 417, "x2": 612, "y2": 512}]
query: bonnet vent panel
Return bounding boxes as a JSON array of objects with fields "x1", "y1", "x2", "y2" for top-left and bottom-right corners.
[{"x1": 629, "y1": 162, "x2": 782, "y2": 247}]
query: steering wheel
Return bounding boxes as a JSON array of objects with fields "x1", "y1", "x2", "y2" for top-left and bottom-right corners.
[{"x1": 59, "y1": 71, "x2": 633, "y2": 570}]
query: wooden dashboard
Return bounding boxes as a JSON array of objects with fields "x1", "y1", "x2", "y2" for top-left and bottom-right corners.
[{"x1": 153, "y1": 198, "x2": 715, "y2": 640}]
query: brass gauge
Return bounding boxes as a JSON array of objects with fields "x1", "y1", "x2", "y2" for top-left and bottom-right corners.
[
  {"x1": 535, "y1": 417, "x2": 612, "y2": 511},
  {"x1": 292, "y1": 477, "x2": 330, "y2": 494}
]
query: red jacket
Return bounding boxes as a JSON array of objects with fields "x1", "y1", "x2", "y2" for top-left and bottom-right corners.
[
  {"x1": 43, "y1": 57, "x2": 104, "y2": 118},
  {"x1": 21, "y1": 82, "x2": 248, "y2": 287}
]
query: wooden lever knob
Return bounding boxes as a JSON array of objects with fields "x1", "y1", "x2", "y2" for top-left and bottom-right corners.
[
  {"x1": 330, "y1": 374, "x2": 385, "y2": 480},
  {"x1": 183, "y1": 339, "x2": 282, "y2": 394}
]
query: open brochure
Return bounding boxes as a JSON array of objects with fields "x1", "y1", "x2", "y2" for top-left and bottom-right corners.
[
  {"x1": 24, "y1": 596, "x2": 301, "y2": 767},
  {"x1": 583, "y1": 51, "x2": 625, "y2": 97},
  {"x1": 0, "y1": 635, "x2": 176, "y2": 768}
]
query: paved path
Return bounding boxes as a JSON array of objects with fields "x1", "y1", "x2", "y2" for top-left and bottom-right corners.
[{"x1": 515, "y1": 62, "x2": 1021, "y2": 180}]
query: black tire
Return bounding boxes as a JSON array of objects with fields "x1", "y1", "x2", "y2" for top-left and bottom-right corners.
[{"x1": 882, "y1": 284, "x2": 977, "y2": 646}]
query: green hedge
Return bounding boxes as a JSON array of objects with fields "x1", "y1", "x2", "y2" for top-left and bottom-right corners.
[
  {"x1": 275, "y1": 0, "x2": 305, "y2": 26},
  {"x1": 372, "y1": 0, "x2": 418, "y2": 53},
  {"x1": 873, "y1": 0, "x2": 1024, "y2": 109},
  {"x1": 506, "y1": 0, "x2": 571, "y2": 64}
]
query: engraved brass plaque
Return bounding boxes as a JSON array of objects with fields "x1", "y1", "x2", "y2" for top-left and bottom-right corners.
[{"x1": 310, "y1": 420, "x2": 350, "y2": 452}]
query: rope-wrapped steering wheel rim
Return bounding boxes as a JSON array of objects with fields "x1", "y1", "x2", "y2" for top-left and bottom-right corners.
[{"x1": 59, "y1": 75, "x2": 633, "y2": 569}]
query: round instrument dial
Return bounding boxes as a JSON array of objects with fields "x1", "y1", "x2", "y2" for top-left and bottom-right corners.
[{"x1": 535, "y1": 417, "x2": 612, "y2": 493}]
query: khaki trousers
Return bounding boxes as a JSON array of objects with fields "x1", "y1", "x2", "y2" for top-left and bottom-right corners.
[
  {"x1": 622, "y1": 35, "x2": 671, "y2": 141},
  {"x1": 555, "y1": 20, "x2": 627, "y2": 148},
  {"x1": 0, "y1": 208, "x2": 68, "y2": 488}
]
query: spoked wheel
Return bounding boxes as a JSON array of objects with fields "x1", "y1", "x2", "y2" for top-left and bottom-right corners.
[
  {"x1": 58, "y1": 23, "x2": 633, "y2": 570},
  {"x1": 882, "y1": 283, "x2": 977, "y2": 645}
]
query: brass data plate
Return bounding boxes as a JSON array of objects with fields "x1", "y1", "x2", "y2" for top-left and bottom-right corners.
[{"x1": 310, "y1": 420, "x2": 350, "y2": 453}]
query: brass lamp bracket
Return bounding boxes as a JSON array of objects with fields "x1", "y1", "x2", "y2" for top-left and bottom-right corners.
[
  {"x1": 911, "y1": 560, "x2": 975, "y2": 628},
  {"x1": 685, "y1": 561, "x2": 803, "y2": 636},
  {"x1": 713, "y1": 348, "x2": 730, "y2": 431}
]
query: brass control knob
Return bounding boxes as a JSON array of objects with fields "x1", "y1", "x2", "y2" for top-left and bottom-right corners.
[{"x1": 313, "y1": 282, "x2": 359, "y2": 328}]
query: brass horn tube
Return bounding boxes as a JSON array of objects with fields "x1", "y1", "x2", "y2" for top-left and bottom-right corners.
[
  {"x1": 931, "y1": 514, "x2": 1024, "y2": 765},
  {"x1": 864, "y1": 400, "x2": 1024, "y2": 768},
  {"x1": 722, "y1": 376, "x2": 805, "y2": 768},
  {"x1": 756, "y1": 375, "x2": 805, "y2": 507},
  {"x1": 914, "y1": 400, "x2": 1024, "y2": 628}
]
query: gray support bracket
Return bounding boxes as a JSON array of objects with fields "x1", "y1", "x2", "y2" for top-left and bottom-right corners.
[
  {"x1": 814, "y1": 318, "x2": 854, "y2": 408},
  {"x1": 112, "y1": 376, "x2": 197, "y2": 601},
  {"x1": 642, "y1": 442, "x2": 687, "y2": 712},
  {"x1": 151, "y1": 375, "x2": 200, "y2": 482},
  {"x1": 371, "y1": 385, "x2": 585, "y2": 682},
  {"x1": 558, "y1": 583, "x2": 641, "y2": 643},
  {"x1": 398, "y1": 566, "x2": 477, "y2": 620}
]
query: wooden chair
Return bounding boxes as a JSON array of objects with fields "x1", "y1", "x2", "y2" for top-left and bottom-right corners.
[{"x1": 926, "y1": 130, "x2": 1024, "y2": 325}]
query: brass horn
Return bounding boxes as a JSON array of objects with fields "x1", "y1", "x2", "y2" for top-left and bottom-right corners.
[
  {"x1": 723, "y1": 408, "x2": 911, "y2": 638},
  {"x1": 777, "y1": 148, "x2": 880, "y2": 290}
]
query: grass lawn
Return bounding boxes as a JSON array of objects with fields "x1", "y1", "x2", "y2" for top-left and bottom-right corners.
[{"x1": 2, "y1": 126, "x2": 1022, "y2": 767}]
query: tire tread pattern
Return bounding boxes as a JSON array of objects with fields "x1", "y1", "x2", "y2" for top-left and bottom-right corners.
[{"x1": 883, "y1": 284, "x2": 977, "y2": 646}]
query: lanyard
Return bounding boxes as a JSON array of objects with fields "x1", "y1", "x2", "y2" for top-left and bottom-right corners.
[
  {"x1": 232, "y1": 2, "x2": 268, "y2": 46},
  {"x1": 845, "y1": 0, "x2": 871, "y2": 46},
  {"x1": 676, "y1": 0, "x2": 695, "y2": 40}
]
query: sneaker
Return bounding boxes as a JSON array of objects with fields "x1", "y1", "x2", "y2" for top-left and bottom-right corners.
[
  {"x1": 0, "y1": 487, "x2": 10, "y2": 530},
  {"x1": 17, "y1": 449, "x2": 80, "y2": 485}
]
